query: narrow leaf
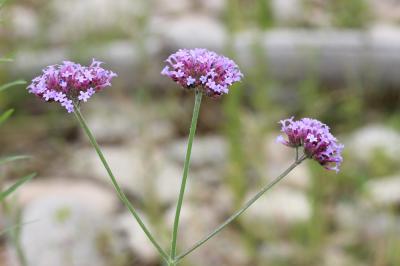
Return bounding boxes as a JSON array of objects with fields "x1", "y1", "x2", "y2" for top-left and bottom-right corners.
[
  {"x1": 0, "y1": 58, "x2": 13, "y2": 63},
  {"x1": 0, "y1": 219, "x2": 39, "y2": 236},
  {"x1": 0, "y1": 173, "x2": 36, "y2": 201},
  {"x1": 0, "y1": 80, "x2": 27, "y2": 92},
  {"x1": 0, "y1": 155, "x2": 31, "y2": 166},
  {"x1": 0, "y1": 109, "x2": 14, "y2": 126}
]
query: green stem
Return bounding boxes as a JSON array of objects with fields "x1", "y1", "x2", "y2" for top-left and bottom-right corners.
[
  {"x1": 73, "y1": 105, "x2": 169, "y2": 263},
  {"x1": 170, "y1": 90, "x2": 203, "y2": 260},
  {"x1": 175, "y1": 155, "x2": 307, "y2": 263}
]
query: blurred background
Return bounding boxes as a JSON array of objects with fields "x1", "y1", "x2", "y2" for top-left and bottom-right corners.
[{"x1": 1, "y1": 0, "x2": 400, "y2": 265}]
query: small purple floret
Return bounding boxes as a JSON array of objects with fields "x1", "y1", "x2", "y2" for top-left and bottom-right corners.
[
  {"x1": 27, "y1": 59, "x2": 117, "y2": 113},
  {"x1": 277, "y1": 117, "x2": 344, "y2": 172},
  {"x1": 161, "y1": 48, "x2": 243, "y2": 98}
]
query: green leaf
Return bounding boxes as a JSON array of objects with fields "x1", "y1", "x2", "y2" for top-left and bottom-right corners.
[
  {"x1": 0, "y1": 80, "x2": 27, "y2": 93},
  {"x1": 0, "y1": 109, "x2": 14, "y2": 126},
  {"x1": 0, "y1": 173, "x2": 36, "y2": 201},
  {"x1": 0, "y1": 58, "x2": 13, "y2": 63},
  {"x1": 0, "y1": 0, "x2": 10, "y2": 9},
  {"x1": 0, "y1": 155, "x2": 31, "y2": 166}
]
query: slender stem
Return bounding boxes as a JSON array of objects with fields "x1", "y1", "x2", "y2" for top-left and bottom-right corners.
[
  {"x1": 175, "y1": 155, "x2": 307, "y2": 263},
  {"x1": 73, "y1": 105, "x2": 169, "y2": 262},
  {"x1": 170, "y1": 90, "x2": 203, "y2": 260}
]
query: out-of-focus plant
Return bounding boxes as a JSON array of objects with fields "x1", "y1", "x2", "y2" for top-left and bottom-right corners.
[
  {"x1": 0, "y1": 55, "x2": 35, "y2": 266},
  {"x1": 0, "y1": 59, "x2": 34, "y2": 210},
  {"x1": 330, "y1": 0, "x2": 370, "y2": 28}
]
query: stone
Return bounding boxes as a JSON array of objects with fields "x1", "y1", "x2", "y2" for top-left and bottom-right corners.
[
  {"x1": 151, "y1": 15, "x2": 227, "y2": 50},
  {"x1": 13, "y1": 48, "x2": 68, "y2": 75},
  {"x1": 154, "y1": 0, "x2": 191, "y2": 14},
  {"x1": 335, "y1": 202, "x2": 363, "y2": 231},
  {"x1": 165, "y1": 135, "x2": 227, "y2": 168},
  {"x1": 164, "y1": 204, "x2": 250, "y2": 266},
  {"x1": 9, "y1": 196, "x2": 123, "y2": 266},
  {"x1": 12, "y1": 178, "x2": 118, "y2": 215},
  {"x1": 48, "y1": 0, "x2": 145, "y2": 43},
  {"x1": 71, "y1": 146, "x2": 148, "y2": 199},
  {"x1": 364, "y1": 175, "x2": 400, "y2": 206},
  {"x1": 335, "y1": 201, "x2": 400, "y2": 241},
  {"x1": 271, "y1": 0, "x2": 303, "y2": 25},
  {"x1": 370, "y1": 0, "x2": 400, "y2": 24},
  {"x1": 264, "y1": 136, "x2": 311, "y2": 190},
  {"x1": 323, "y1": 246, "x2": 361, "y2": 266},
  {"x1": 198, "y1": 0, "x2": 226, "y2": 15},
  {"x1": 9, "y1": 6, "x2": 39, "y2": 39},
  {"x1": 115, "y1": 212, "x2": 159, "y2": 264},
  {"x1": 83, "y1": 98, "x2": 175, "y2": 144},
  {"x1": 258, "y1": 242, "x2": 299, "y2": 263},
  {"x1": 241, "y1": 187, "x2": 311, "y2": 236},
  {"x1": 84, "y1": 101, "x2": 140, "y2": 144},
  {"x1": 346, "y1": 124, "x2": 400, "y2": 162},
  {"x1": 155, "y1": 164, "x2": 187, "y2": 205}
]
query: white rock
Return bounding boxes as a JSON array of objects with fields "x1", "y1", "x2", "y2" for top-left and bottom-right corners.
[
  {"x1": 83, "y1": 98, "x2": 174, "y2": 144},
  {"x1": 155, "y1": 164, "x2": 187, "y2": 205},
  {"x1": 199, "y1": 0, "x2": 226, "y2": 14},
  {"x1": 12, "y1": 178, "x2": 118, "y2": 215},
  {"x1": 259, "y1": 242, "x2": 299, "y2": 262},
  {"x1": 115, "y1": 212, "x2": 159, "y2": 263},
  {"x1": 154, "y1": 0, "x2": 191, "y2": 14},
  {"x1": 271, "y1": 0, "x2": 303, "y2": 24},
  {"x1": 71, "y1": 146, "x2": 148, "y2": 198},
  {"x1": 151, "y1": 15, "x2": 227, "y2": 50},
  {"x1": 48, "y1": 0, "x2": 145, "y2": 42},
  {"x1": 365, "y1": 175, "x2": 400, "y2": 206},
  {"x1": 370, "y1": 0, "x2": 400, "y2": 23},
  {"x1": 264, "y1": 136, "x2": 310, "y2": 190},
  {"x1": 241, "y1": 187, "x2": 311, "y2": 234},
  {"x1": 335, "y1": 202, "x2": 363, "y2": 231},
  {"x1": 12, "y1": 196, "x2": 120, "y2": 266},
  {"x1": 346, "y1": 125, "x2": 400, "y2": 161},
  {"x1": 323, "y1": 246, "x2": 361, "y2": 266},
  {"x1": 164, "y1": 204, "x2": 249, "y2": 266},
  {"x1": 84, "y1": 102, "x2": 139, "y2": 144},
  {"x1": 14, "y1": 49, "x2": 68, "y2": 75},
  {"x1": 166, "y1": 135, "x2": 227, "y2": 168},
  {"x1": 9, "y1": 6, "x2": 38, "y2": 39}
]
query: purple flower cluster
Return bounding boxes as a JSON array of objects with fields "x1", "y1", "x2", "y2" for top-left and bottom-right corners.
[
  {"x1": 277, "y1": 117, "x2": 344, "y2": 172},
  {"x1": 28, "y1": 59, "x2": 117, "y2": 113},
  {"x1": 161, "y1": 48, "x2": 243, "y2": 98}
]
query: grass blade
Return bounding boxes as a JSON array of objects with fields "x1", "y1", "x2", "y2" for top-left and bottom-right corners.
[
  {"x1": 0, "y1": 80, "x2": 27, "y2": 92},
  {"x1": 0, "y1": 219, "x2": 39, "y2": 236},
  {"x1": 0, "y1": 155, "x2": 31, "y2": 166},
  {"x1": 0, "y1": 109, "x2": 14, "y2": 126},
  {"x1": 0, "y1": 173, "x2": 36, "y2": 201},
  {"x1": 0, "y1": 58, "x2": 13, "y2": 63}
]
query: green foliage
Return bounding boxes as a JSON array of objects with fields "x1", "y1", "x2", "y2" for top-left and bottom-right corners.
[
  {"x1": 256, "y1": 0, "x2": 273, "y2": 29},
  {"x1": 0, "y1": 173, "x2": 36, "y2": 202},
  {"x1": 0, "y1": 80, "x2": 27, "y2": 93},
  {"x1": 330, "y1": 0, "x2": 370, "y2": 28},
  {"x1": 0, "y1": 155, "x2": 31, "y2": 166},
  {"x1": 0, "y1": 108, "x2": 14, "y2": 126}
]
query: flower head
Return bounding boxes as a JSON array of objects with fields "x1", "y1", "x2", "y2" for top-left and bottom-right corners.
[
  {"x1": 161, "y1": 48, "x2": 243, "y2": 98},
  {"x1": 277, "y1": 117, "x2": 344, "y2": 172},
  {"x1": 27, "y1": 59, "x2": 117, "y2": 113}
]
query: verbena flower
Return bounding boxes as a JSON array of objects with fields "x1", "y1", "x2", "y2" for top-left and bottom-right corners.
[
  {"x1": 161, "y1": 48, "x2": 243, "y2": 98},
  {"x1": 277, "y1": 117, "x2": 344, "y2": 172},
  {"x1": 27, "y1": 59, "x2": 117, "y2": 113}
]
